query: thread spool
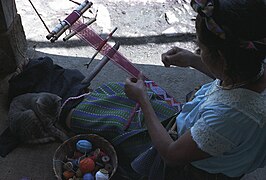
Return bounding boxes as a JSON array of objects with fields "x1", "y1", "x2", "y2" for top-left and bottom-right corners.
[
  {"x1": 83, "y1": 173, "x2": 94, "y2": 180},
  {"x1": 76, "y1": 140, "x2": 92, "y2": 153},
  {"x1": 70, "y1": 159, "x2": 79, "y2": 171},
  {"x1": 79, "y1": 157, "x2": 95, "y2": 174},
  {"x1": 63, "y1": 171, "x2": 75, "y2": 179},
  {"x1": 95, "y1": 168, "x2": 109, "y2": 180},
  {"x1": 101, "y1": 155, "x2": 110, "y2": 163}
]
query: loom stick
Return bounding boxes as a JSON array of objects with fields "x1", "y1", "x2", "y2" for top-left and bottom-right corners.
[
  {"x1": 28, "y1": 0, "x2": 51, "y2": 33},
  {"x1": 84, "y1": 27, "x2": 118, "y2": 68},
  {"x1": 81, "y1": 42, "x2": 120, "y2": 86},
  {"x1": 47, "y1": 0, "x2": 93, "y2": 42},
  {"x1": 63, "y1": 17, "x2": 96, "y2": 41},
  {"x1": 124, "y1": 103, "x2": 140, "y2": 131},
  {"x1": 69, "y1": 0, "x2": 81, "y2": 5},
  {"x1": 71, "y1": 21, "x2": 141, "y2": 78}
]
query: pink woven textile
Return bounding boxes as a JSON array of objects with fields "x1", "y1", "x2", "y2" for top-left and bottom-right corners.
[{"x1": 70, "y1": 21, "x2": 182, "y2": 111}]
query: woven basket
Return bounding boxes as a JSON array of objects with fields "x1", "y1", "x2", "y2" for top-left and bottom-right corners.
[{"x1": 53, "y1": 134, "x2": 118, "y2": 180}]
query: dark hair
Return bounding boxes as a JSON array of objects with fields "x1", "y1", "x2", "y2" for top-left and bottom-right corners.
[{"x1": 196, "y1": 0, "x2": 266, "y2": 82}]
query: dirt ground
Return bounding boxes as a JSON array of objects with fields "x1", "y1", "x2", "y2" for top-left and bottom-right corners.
[
  {"x1": 15, "y1": 0, "x2": 210, "y2": 102},
  {"x1": 0, "y1": 0, "x2": 265, "y2": 179}
]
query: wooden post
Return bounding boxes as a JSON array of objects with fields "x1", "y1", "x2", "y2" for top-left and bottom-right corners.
[{"x1": 0, "y1": 0, "x2": 27, "y2": 77}]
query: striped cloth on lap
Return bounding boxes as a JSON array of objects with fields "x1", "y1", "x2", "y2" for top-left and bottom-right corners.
[{"x1": 70, "y1": 82, "x2": 177, "y2": 160}]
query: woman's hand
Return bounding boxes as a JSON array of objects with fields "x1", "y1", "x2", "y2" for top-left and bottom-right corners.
[
  {"x1": 161, "y1": 47, "x2": 196, "y2": 68},
  {"x1": 124, "y1": 72, "x2": 148, "y2": 103}
]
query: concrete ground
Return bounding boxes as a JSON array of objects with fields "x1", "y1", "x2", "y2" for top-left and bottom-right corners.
[{"x1": 0, "y1": 0, "x2": 265, "y2": 179}]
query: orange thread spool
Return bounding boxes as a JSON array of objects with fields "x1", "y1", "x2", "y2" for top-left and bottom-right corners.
[
  {"x1": 63, "y1": 171, "x2": 75, "y2": 179},
  {"x1": 79, "y1": 157, "x2": 95, "y2": 174}
]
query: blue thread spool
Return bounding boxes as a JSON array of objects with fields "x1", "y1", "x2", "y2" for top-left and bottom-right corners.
[
  {"x1": 70, "y1": 159, "x2": 79, "y2": 171},
  {"x1": 76, "y1": 140, "x2": 92, "y2": 153},
  {"x1": 83, "y1": 173, "x2": 94, "y2": 180}
]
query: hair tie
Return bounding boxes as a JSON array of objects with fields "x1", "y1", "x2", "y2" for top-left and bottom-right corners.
[
  {"x1": 191, "y1": 0, "x2": 265, "y2": 52},
  {"x1": 238, "y1": 38, "x2": 266, "y2": 53},
  {"x1": 191, "y1": 0, "x2": 226, "y2": 39}
]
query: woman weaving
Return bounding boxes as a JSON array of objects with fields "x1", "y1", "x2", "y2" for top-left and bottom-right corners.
[{"x1": 65, "y1": 0, "x2": 266, "y2": 179}]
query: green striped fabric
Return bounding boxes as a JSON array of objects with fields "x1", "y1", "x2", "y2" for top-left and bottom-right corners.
[{"x1": 70, "y1": 82, "x2": 178, "y2": 160}]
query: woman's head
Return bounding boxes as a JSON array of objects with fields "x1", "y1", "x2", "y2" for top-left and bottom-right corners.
[{"x1": 192, "y1": 0, "x2": 266, "y2": 83}]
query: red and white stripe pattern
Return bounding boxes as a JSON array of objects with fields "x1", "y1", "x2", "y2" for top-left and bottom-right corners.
[{"x1": 145, "y1": 81, "x2": 181, "y2": 111}]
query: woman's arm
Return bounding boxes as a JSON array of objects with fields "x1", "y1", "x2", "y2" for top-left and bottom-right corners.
[
  {"x1": 161, "y1": 47, "x2": 215, "y2": 79},
  {"x1": 124, "y1": 74, "x2": 210, "y2": 166}
]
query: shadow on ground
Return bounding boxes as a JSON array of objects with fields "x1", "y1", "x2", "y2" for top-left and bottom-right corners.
[
  {"x1": 27, "y1": 32, "x2": 196, "y2": 48},
  {"x1": 0, "y1": 50, "x2": 211, "y2": 179}
]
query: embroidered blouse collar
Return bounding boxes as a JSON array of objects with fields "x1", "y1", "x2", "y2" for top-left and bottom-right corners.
[{"x1": 205, "y1": 79, "x2": 266, "y2": 127}]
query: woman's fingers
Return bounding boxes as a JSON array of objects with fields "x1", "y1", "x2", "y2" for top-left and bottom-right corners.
[
  {"x1": 162, "y1": 47, "x2": 193, "y2": 68},
  {"x1": 125, "y1": 77, "x2": 134, "y2": 85},
  {"x1": 161, "y1": 47, "x2": 180, "y2": 67},
  {"x1": 166, "y1": 47, "x2": 178, "y2": 55},
  {"x1": 138, "y1": 71, "x2": 145, "y2": 81}
]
